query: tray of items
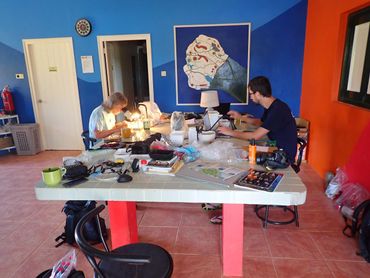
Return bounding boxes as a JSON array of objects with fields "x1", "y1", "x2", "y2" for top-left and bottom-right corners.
[{"x1": 234, "y1": 168, "x2": 284, "y2": 192}]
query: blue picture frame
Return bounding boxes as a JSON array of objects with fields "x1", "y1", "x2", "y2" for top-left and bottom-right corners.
[{"x1": 174, "y1": 23, "x2": 251, "y2": 105}]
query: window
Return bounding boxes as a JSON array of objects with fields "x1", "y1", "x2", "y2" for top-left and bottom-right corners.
[{"x1": 339, "y1": 6, "x2": 370, "y2": 109}]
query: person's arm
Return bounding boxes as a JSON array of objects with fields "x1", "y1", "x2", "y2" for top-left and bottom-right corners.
[
  {"x1": 217, "y1": 126, "x2": 269, "y2": 140},
  {"x1": 94, "y1": 121, "x2": 127, "y2": 139},
  {"x1": 241, "y1": 115, "x2": 262, "y2": 126},
  {"x1": 227, "y1": 110, "x2": 262, "y2": 126}
]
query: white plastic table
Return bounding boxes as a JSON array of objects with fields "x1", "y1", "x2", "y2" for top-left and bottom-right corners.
[
  {"x1": 36, "y1": 123, "x2": 306, "y2": 276},
  {"x1": 35, "y1": 158, "x2": 306, "y2": 276}
]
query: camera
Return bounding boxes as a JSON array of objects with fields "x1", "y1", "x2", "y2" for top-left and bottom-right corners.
[{"x1": 256, "y1": 149, "x2": 290, "y2": 169}]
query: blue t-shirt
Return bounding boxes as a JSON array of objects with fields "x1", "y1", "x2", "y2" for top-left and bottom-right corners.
[{"x1": 261, "y1": 99, "x2": 297, "y2": 163}]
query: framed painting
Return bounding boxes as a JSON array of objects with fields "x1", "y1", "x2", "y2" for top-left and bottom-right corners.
[{"x1": 174, "y1": 23, "x2": 251, "y2": 105}]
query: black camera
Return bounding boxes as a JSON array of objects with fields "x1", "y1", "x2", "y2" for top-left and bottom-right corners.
[{"x1": 256, "y1": 149, "x2": 290, "y2": 169}]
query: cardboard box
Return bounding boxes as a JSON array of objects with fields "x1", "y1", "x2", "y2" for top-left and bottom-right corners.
[{"x1": 0, "y1": 136, "x2": 13, "y2": 149}]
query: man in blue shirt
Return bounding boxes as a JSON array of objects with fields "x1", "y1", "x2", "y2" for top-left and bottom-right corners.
[{"x1": 218, "y1": 76, "x2": 297, "y2": 163}]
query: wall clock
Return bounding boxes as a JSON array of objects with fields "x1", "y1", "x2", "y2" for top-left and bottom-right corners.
[{"x1": 75, "y1": 18, "x2": 92, "y2": 37}]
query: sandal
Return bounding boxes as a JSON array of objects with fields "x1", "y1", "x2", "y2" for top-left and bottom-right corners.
[
  {"x1": 210, "y1": 215, "x2": 223, "y2": 224},
  {"x1": 201, "y1": 203, "x2": 222, "y2": 211}
]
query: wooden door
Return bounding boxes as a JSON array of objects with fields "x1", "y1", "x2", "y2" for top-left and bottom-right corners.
[{"x1": 24, "y1": 38, "x2": 83, "y2": 150}]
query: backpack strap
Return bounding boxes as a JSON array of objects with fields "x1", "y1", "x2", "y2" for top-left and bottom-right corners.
[
  {"x1": 342, "y1": 200, "x2": 370, "y2": 238},
  {"x1": 65, "y1": 213, "x2": 76, "y2": 244},
  {"x1": 353, "y1": 200, "x2": 370, "y2": 219},
  {"x1": 358, "y1": 202, "x2": 370, "y2": 262}
]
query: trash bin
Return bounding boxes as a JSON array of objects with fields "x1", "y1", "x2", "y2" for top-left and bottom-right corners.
[{"x1": 9, "y1": 123, "x2": 41, "y2": 155}]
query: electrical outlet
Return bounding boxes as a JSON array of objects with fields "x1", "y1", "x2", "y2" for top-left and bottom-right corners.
[
  {"x1": 161, "y1": 71, "x2": 167, "y2": 77},
  {"x1": 16, "y1": 73, "x2": 24, "y2": 79}
]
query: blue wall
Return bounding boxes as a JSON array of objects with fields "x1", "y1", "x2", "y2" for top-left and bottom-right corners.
[{"x1": 0, "y1": 0, "x2": 306, "y2": 129}]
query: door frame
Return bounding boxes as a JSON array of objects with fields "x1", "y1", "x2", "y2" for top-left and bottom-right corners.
[
  {"x1": 23, "y1": 37, "x2": 84, "y2": 150},
  {"x1": 97, "y1": 34, "x2": 154, "y2": 102}
]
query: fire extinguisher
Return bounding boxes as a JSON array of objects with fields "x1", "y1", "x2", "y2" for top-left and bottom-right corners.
[{"x1": 1, "y1": 85, "x2": 16, "y2": 115}]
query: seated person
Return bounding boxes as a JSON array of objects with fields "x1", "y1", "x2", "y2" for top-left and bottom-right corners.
[
  {"x1": 209, "y1": 76, "x2": 297, "y2": 225},
  {"x1": 88, "y1": 92, "x2": 128, "y2": 144},
  {"x1": 218, "y1": 76, "x2": 297, "y2": 163}
]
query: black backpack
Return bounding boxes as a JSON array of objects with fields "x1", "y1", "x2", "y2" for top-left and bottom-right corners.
[
  {"x1": 341, "y1": 200, "x2": 370, "y2": 238},
  {"x1": 55, "y1": 200, "x2": 107, "y2": 247},
  {"x1": 359, "y1": 201, "x2": 370, "y2": 262}
]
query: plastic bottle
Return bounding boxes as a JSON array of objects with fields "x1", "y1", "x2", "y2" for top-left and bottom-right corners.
[
  {"x1": 248, "y1": 139, "x2": 256, "y2": 164},
  {"x1": 188, "y1": 125, "x2": 197, "y2": 143}
]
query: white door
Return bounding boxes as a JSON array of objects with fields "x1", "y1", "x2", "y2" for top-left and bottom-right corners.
[{"x1": 23, "y1": 38, "x2": 84, "y2": 150}]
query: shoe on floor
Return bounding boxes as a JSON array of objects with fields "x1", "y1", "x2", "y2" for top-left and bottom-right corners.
[
  {"x1": 201, "y1": 203, "x2": 222, "y2": 211},
  {"x1": 210, "y1": 215, "x2": 223, "y2": 224}
]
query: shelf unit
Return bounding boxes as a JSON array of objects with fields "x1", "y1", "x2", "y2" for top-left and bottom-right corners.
[{"x1": 0, "y1": 114, "x2": 19, "y2": 151}]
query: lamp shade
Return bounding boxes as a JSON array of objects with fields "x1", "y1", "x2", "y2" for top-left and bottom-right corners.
[{"x1": 200, "y1": 90, "x2": 219, "y2": 108}]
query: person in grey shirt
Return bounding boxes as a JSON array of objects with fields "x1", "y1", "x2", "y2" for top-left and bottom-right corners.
[{"x1": 88, "y1": 92, "x2": 128, "y2": 143}]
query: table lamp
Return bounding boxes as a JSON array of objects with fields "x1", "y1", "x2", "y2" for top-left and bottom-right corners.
[
  {"x1": 200, "y1": 90, "x2": 220, "y2": 111},
  {"x1": 200, "y1": 90, "x2": 220, "y2": 130}
]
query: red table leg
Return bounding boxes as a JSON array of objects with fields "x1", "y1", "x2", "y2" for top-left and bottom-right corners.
[
  {"x1": 108, "y1": 201, "x2": 138, "y2": 249},
  {"x1": 222, "y1": 204, "x2": 244, "y2": 276}
]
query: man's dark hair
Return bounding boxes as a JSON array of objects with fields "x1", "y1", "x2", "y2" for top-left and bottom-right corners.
[{"x1": 248, "y1": 76, "x2": 272, "y2": 97}]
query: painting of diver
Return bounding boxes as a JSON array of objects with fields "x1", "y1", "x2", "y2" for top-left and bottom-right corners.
[{"x1": 174, "y1": 23, "x2": 251, "y2": 105}]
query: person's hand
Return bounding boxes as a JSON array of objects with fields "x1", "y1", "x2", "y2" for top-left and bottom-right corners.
[
  {"x1": 227, "y1": 110, "x2": 241, "y2": 120},
  {"x1": 217, "y1": 126, "x2": 234, "y2": 136},
  {"x1": 114, "y1": 121, "x2": 127, "y2": 128},
  {"x1": 240, "y1": 114, "x2": 254, "y2": 124}
]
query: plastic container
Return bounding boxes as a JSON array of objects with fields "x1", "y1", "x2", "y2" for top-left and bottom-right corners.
[
  {"x1": 248, "y1": 139, "x2": 256, "y2": 164},
  {"x1": 9, "y1": 123, "x2": 41, "y2": 155}
]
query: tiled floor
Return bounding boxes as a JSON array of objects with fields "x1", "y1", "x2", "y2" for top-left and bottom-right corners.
[{"x1": 0, "y1": 151, "x2": 369, "y2": 277}]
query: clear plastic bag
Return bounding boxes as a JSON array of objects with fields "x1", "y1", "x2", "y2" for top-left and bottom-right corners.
[
  {"x1": 196, "y1": 141, "x2": 236, "y2": 162},
  {"x1": 336, "y1": 183, "x2": 370, "y2": 209},
  {"x1": 170, "y1": 111, "x2": 185, "y2": 131},
  {"x1": 325, "y1": 168, "x2": 348, "y2": 199},
  {"x1": 50, "y1": 249, "x2": 77, "y2": 278}
]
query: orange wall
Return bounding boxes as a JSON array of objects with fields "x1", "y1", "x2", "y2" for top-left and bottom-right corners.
[{"x1": 301, "y1": 0, "x2": 370, "y2": 177}]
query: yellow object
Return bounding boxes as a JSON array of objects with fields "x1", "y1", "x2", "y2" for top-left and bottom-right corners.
[
  {"x1": 121, "y1": 127, "x2": 132, "y2": 138},
  {"x1": 248, "y1": 143, "x2": 256, "y2": 164},
  {"x1": 42, "y1": 167, "x2": 66, "y2": 186}
]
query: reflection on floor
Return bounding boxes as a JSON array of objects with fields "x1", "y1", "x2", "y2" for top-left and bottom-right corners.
[{"x1": 0, "y1": 151, "x2": 369, "y2": 278}]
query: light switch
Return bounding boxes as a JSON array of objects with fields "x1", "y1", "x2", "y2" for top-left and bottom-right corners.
[
  {"x1": 16, "y1": 73, "x2": 24, "y2": 79},
  {"x1": 161, "y1": 71, "x2": 167, "y2": 77}
]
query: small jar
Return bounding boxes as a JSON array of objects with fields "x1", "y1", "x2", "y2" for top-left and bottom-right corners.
[{"x1": 143, "y1": 119, "x2": 151, "y2": 130}]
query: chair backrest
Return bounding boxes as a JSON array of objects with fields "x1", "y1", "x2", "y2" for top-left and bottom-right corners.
[
  {"x1": 81, "y1": 130, "x2": 97, "y2": 150},
  {"x1": 291, "y1": 137, "x2": 307, "y2": 173},
  {"x1": 75, "y1": 204, "x2": 151, "y2": 278}
]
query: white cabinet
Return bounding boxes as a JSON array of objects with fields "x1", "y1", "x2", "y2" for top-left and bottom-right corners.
[{"x1": 0, "y1": 114, "x2": 19, "y2": 151}]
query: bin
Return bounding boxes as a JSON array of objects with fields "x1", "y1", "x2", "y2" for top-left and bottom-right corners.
[{"x1": 9, "y1": 123, "x2": 41, "y2": 155}]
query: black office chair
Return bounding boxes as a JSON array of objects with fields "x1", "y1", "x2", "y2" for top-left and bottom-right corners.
[
  {"x1": 255, "y1": 138, "x2": 307, "y2": 228},
  {"x1": 81, "y1": 130, "x2": 97, "y2": 150},
  {"x1": 75, "y1": 204, "x2": 173, "y2": 278}
]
